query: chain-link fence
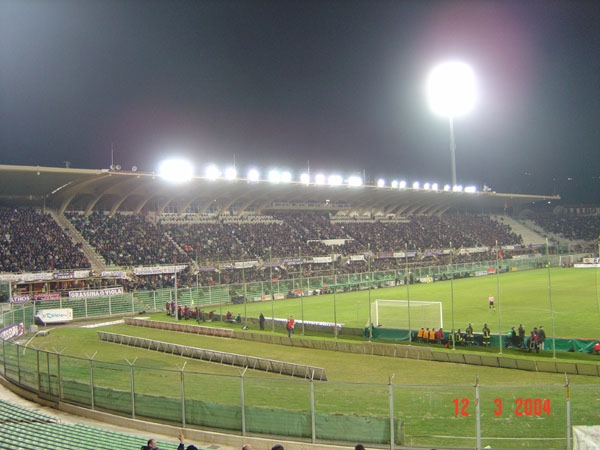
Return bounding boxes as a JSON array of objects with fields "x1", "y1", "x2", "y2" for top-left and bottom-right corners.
[{"x1": 1, "y1": 337, "x2": 598, "y2": 449}]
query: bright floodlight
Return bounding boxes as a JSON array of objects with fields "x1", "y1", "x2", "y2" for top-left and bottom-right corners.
[
  {"x1": 423, "y1": 182, "x2": 431, "y2": 190},
  {"x1": 412, "y1": 181, "x2": 420, "y2": 190},
  {"x1": 280, "y1": 171, "x2": 292, "y2": 183},
  {"x1": 348, "y1": 176, "x2": 363, "y2": 187},
  {"x1": 328, "y1": 174, "x2": 343, "y2": 186},
  {"x1": 427, "y1": 61, "x2": 477, "y2": 118},
  {"x1": 377, "y1": 178, "x2": 385, "y2": 188},
  {"x1": 247, "y1": 169, "x2": 260, "y2": 182},
  {"x1": 224, "y1": 167, "x2": 237, "y2": 180},
  {"x1": 300, "y1": 173, "x2": 310, "y2": 185},
  {"x1": 431, "y1": 183, "x2": 439, "y2": 191},
  {"x1": 158, "y1": 159, "x2": 194, "y2": 183},
  {"x1": 391, "y1": 180, "x2": 399, "y2": 188},
  {"x1": 399, "y1": 180, "x2": 407, "y2": 189},
  {"x1": 315, "y1": 174, "x2": 326, "y2": 185},
  {"x1": 427, "y1": 61, "x2": 477, "y2": 190},
  {"x1": 205, "y1": 164, "x2": 221, "y2": 180},
  {"x1": 268, "y1": 169, "x2": 281, "y2": 183}
]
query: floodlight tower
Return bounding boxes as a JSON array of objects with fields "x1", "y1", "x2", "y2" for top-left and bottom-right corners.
[{"x1": 427, "y1": 61, "x2": 477, "y2": 188}]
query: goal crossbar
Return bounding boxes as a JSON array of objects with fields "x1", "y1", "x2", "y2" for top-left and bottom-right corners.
[{"x1": 371, "y1": 299, "x2": 443, "y2": 330}]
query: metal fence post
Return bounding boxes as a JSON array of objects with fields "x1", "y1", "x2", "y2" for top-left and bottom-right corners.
[
  {"x1": 310, "y1": 372, "x2": 316, "y2": 443},
  {"x1": 180, "y1": 362, "x2": 187, "y2": 429},
  {"x1": 126, "y1": 357, "x2": 137, "y2": 419},
  {"x1": 475, "y1": 377, "x2": 481, "y2": 450},
  {"x1": 87, "y1": 352, "x2": 97, "y2": 409},
  {"x1": 239, "y1": 367, "x2": 248, "y2": 435},
  {"x1": 565, "y1": 374, "x2": 572, "y2": 450},
  {"x1": 36, "y1": 349, "x2": 41, "y2": 395},
  {"x1": 389, "y1": 374, "x2": 395, "y2": 450},
  {"x1": 57, "y1": 351, "x2": 63, "y2": 401}
]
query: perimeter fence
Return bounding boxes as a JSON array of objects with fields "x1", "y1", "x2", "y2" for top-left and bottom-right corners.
[
  {"x1": 0, "y1": 336, "x2": 599, "y2": 449},
  {"x1": 2, "y1": 255, "x2": 556, "y2": 333}
]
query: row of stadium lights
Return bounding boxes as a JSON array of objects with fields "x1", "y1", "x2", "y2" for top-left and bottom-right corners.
[{"x1": 158, "y1": 159, "x2": 478, "y2": 193}]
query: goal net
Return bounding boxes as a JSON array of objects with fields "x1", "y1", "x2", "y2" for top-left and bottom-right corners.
[
  {"x1": 559, "y1": 255, "x2": 574, "y2": 267},
  {"x1": 371, "y1": 299, "x2": 443, "y2": 330}
]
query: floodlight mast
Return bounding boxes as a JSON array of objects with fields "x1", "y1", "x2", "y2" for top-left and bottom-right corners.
[
  {"x1": 427, "y1": 61, "x2": 476, "y2": 189},
  {"x1": 448, "y1": 115, "x2": 457, "y2": 189}
]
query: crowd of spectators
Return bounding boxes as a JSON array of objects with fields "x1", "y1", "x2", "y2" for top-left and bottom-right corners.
[
  {"x1": 0, "y1": 207, "x2": 90, "y2": 273},
  {"x1": 67, "y1": 211, "x2": 188, "y2": 267},
  {"x1": 529, "y1": 211, "x2": 600, "y2": 242},
  {"x1": 3, "y1": 208, "x2": 595, "y2": 280}
]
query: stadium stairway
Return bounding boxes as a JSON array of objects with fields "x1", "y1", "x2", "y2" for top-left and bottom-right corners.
[
  {"x1": 490, "y1": 214, "x2": 546, "y2": 246},
  {"x1": 48, "y1": 209, "x2": 107, "y2": 273}
]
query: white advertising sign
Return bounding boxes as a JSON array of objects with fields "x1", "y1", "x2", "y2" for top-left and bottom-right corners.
[{"x1": 36, "y1": 308, "x2": 74, "y2": 324}]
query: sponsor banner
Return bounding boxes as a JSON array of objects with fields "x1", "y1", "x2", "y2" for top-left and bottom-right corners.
[
  {"x1": 133, "y1": 265, "x2": 187, "y2": 275},
  {"x1": 0, "y1": 274, "x2": 21, "y2": 282},
  {"x1": 69, "y1": 287, "x2": 123, "y2": 298},
  {"x1": 312, "y1": 256, "x2": 333, "y2": 264},
  {"x1": 23, "y1": 272, "x2": 54, "y2": 282},
  {"x1": 459, "y1": 247, "x2": 489, "y2": 255},
  {"x1": 392, "y1": 251, "x2": 417, "y2": 259},
  {"x1": 262, "y1": 261, "x2": 280, "y2": 267},
  {"x1": 474, "y1": 271, "x2": 490, "y2": 277},
  {"x1": 350, "y1": 254, "x2": 365, "y2": 261},
  {"x1": 100, "y1": 271, "x2": 127, "y2": 278},
  {"x1": 319, "y1": 239, "x2": 346, "y2": 246},
  {"x1": 377, "y1": 252, "x2": 394, "y2": 259},
  {"x1": 0, "y1": 323, "x2": 25, "y2": 340},
  {"x1": 11, "y1": 292, "x2": 61, "y2": 303},
  {"x1": 583, "y1": 258, "x2": 600, "y2": 264},
  {"x1": 36, "y1": 308, "x2": 73, "y2": 324},
  {"x1": 575, "y1": 264, "x2": 600, "y2": 268},
  {"x1": 233, "y1": 261, "x2": 258, "y2": 269},
  {"x1": 74, "y1": 270, "x2": 92, "y2": 278},
  {"x1": 282, "y1": 258, "x2": 304, "y2": 266},
  {"x1": 272, "y1": 317, "x2": 342, "y2": 328},
  {"x1": 53, "y1": 271, "x2": 74, "y2": 280},
  {"x1": 512, "y1": 254, "x2": 539, "y2": 260},
  {"x1": 0, "y1": 271, "x2": 90, "y2": 283}
]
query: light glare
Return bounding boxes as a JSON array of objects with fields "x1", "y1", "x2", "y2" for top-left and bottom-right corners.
[
  {"x1": 225, "y1": 167, "x2": 237, "y2": 180},
  {"x1": 158, "y1": 159, "x2": 194, "y2": 183},
  {"x1": 348, "y1": 176, "x2": 363, "y2": 187},
  {"x1": 205, "y1": 164, "x2": 221, "y2": 180},
  {"x1": 328, "y1": 174, "x2": 343, "y2": 186},
  {"x1": 247, "y1": 169, "x2": 260, "y2": 182},
  {"x1": 427, "y1": 61, "x2": 477, "y2": 118}
]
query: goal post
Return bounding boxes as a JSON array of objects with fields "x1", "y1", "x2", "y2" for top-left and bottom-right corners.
[
  {"x1": 559, "y1": 255, "x2": 573, "y2": 267},
  {"x1": 371, "y1": 299, "x2": 443, "y2": 330}
]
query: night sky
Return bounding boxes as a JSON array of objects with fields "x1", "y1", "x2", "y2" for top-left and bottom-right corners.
[{"x1": 1, "y1": 0, "x2": 600, "y2": 202}]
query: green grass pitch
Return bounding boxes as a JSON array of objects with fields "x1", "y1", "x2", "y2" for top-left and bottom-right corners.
[{"x1": 23, "y1": 266, "x2": 600, "y2": 449}]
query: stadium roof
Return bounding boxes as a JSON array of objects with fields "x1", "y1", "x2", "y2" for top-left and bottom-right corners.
[{"x1": 0, "y1": 164, "x2": 559, "y2": 216}]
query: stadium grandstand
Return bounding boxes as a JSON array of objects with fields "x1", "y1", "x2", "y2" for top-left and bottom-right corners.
[
  {"x1": 2, "y1": 164, "x2": 600, "y2": 449},
  {"x1": 1, "y1": 163, "x2": 600, "y2": 299}
]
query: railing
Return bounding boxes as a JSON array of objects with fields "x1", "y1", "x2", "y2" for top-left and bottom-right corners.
[
  {"x1": 0, "y1": 337, "x2": 597, "y2": 449},
  {"x1": 1, "y1": 255, "x2": 561, "y2": 332}
]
